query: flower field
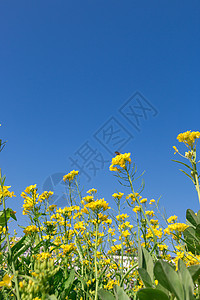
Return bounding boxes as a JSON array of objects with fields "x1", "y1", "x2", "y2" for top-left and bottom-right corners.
[{"x1": 1, "y1": 131, "x2": 200, "y2": 300}]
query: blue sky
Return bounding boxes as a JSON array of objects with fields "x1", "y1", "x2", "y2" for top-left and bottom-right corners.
[{"x1": 0, "y1": 0, "x2": 200, "y2": 234}]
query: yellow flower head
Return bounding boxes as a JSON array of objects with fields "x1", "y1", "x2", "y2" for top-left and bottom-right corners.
[
  {"x1": 110, "y1": 153, "x2": 131, "y2": 171},
  {"x1": 63, "y1": 170, "x2": 79, "y2": 182},
  {"x1": 173, "y1": 146, "x2": 179, "y2": 154},
  {"x1": 167, "y1": 215, "x2": 178, "y2": 223},
  {"x1": 140, "y1": 198, "x2": 147, "y2": 204},
  {"x1": 23, "y1": 225, "x2": 40, "y2": 235},
  {"x1": 116, "y1": 214, "x2": 129, "y2": 221},
  {"x1": 85, "y1": 198, "x2": 110, "y2": 212},
  {"x1": 87, "y1": 188, "x2": 97, "y2": 195},
  {"x1": 0, "y1": 186, "x2": 16, "y2": 204},
  {"x1": 112, "y1": 192, "x2": 124, "y2": 199},
  {"x1": 0, "y1": 274, "x2": 14, "y2": 288},
  {"x1": 177, "y1": 131, "x2": 200, "y2": 147}
]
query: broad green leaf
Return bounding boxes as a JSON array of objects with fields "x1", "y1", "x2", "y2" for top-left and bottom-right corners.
[
  {"x1": 98, "y1": 288, "x2": 115, "y2": 300},
  {"x1": 65, "y1": 269, "x2": 75, "y2": 290},
  {"x1": 183, "y1": 226, "x2": 200, "y2": 245},
  {"x1": 138, "y1": 268, "x2": 153, "y2": 288},
  {"x1": 196, "y1": 224, "x2": 200, "y2": 238},
  {"x1": 154, "y1": 260, "x2": 184, "y2": 300},
  {"x1": 46, "y1": 295, "x2": 58, "y2": 300},
  {"x1": 140, "y1": 247, "x2": 154, "y2": 281},
  {"x1": 188, "y1": 264, "x2": 200, "y2": 282},
  {"x1": 114, "y1": 285, "x2": 130, "y2": 300},
  {"x1": 7, "y1": 208, "x2": 17, "y2": 221},
  {"x1": 197, "y1": 210, "x2": 200, "y2": 224},
  {"x1": 12, "y1": 235, "x2": 32, "y2": 261},
  {"x1": 186, "y1": 209, "x2": 198, "y2": 227},
  {"x1": 178, "y1": 259, "x2": 194, "y2": 300},
  {"x1": 0, "y1": 210, "x2": 10, "y2": 226},
  {"x1": 138, "y1": 243, "x2": 143, "y2": 269},
  {"x1": 136, "y1": 288, "x2": 169, "y2": 300}
]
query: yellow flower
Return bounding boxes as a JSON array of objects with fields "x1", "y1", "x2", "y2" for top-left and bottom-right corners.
[
  {"x1": 126, "y1": 193, "x2": 142, "y2": 203},
  {"x1": 38, "y1": 191, "x2": 53, "y2": 202},
  {"x1": 116, "y1": 214, "x2": 129, "y2": 221},
  {"x1": 145, "y1": 210, "x2": 155, "y2": 217},
  {"x1": 112, "y1": 192, "x2": 124, "y2": 199},
  {"x1": 87, "y1": 188, "x2": 97, "y2": 194},
  {"x1": 168, "y1": 223, "x2": 189, "y2": 232},
  {"x1": 140, "y1": 198, "x2": 147, "y2": 204},
  {"x1": 23, "y1": 225, "x2": 39, "y2": 235},
  {"x1": 24, "y1": 184, "x2": 37, "y2": 194},
  {"x1": 63, "y1": 170, "x2": 79, "y2": 182},
  {"x1": 177, "y1": 131, "x2": 200, "y2": 147},
  {"x1": 0, "y1": 186, "x2": 16, "y2": 204},
  {"x1": 167, "y1": 215, "x2": 178, "y2": 223},
  {"x1": 158, "y1": 244, "x2": 168, "y2": 251},
  {"x1": 149, "y1": 199, "x2": 155, "y2": 205},
  {"x1": 149, "y1": 219, "x2": 158, "y2": 225},
  {"x1": 133, "y1": 206, "x2": 141, "y2": 213},
  {"x1": 82, "y1": 195, "x2": 94, "y2": 203},
  {"x1": 35, "y1": 252, "x2": 52, "y2": 260},
  {"x1": 110, "y1": 153, "x2": 131, "y2": 171},
  {"x1": 61, "y1": 244, "x2": 74, "y2": 255},
  {"x1": 0, "y1": 274, "x2": 14, "y2": 288},
  {"x1": 173, "y1": 146, "x2": 179, "y2": 154},
  {"x1": 85, "y1": 198, "x2": 110, "y2": 212},
  {"x1": 121, "y1": 230, "x2": 131, "y2": 238}
]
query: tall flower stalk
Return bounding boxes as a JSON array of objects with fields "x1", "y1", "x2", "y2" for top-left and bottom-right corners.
[
  {"x1": 173, "y1": 130, "x2": 200, "y2": 204},
  {"x1": 0, "y1": 169, "x2": 20, "y2": 300}
]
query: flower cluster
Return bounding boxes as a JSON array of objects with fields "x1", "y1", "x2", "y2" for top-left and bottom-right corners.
[
  {"x1": 109, "y1": 153, "x2": 131, "y2": 171},
  {"x1": 63, "y1": 170, "x2": 79, "y2": 182},
  {"x1": 177, "y1": 130, "x2": 200, "y2": 147}
]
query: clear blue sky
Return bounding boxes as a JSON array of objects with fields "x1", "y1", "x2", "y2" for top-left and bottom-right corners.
[{"x1": 0, "y1": 0, "x2": 200, "y2": 234}]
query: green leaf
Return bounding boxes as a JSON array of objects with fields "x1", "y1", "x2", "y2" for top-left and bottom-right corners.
[
  {"x1": 183, "y1": 226, "x2": 200, "y2": 248},
  {"x1": 196, "y1": 224, "x2": 200, "y2": 239},
  {"x1": 7, "y1": 208, "x2": 17, "y2": 221},
  {"x1": 154, "y1": 260, "x2": 184, "y2": 300},
  {"x1": 138, "y1": 268, "x2": 153, "y2": 288},
  {"x1": 188, "y1": 264, "x2": 200, "y2": 282},
  {"x1": 179, "y1": 169, "x2": 195, "y2": 183},
  {"x1": 0, "y1": 208, "x2": 16, "y2": 226},
  {"x1": 114, "y1": 285, "x2": 130, "y2": 300},
  {"x1": 46, "y1": 295, "x2": 58, "y2": 300},
  {"x1": 172, "y1": 159, "x2": 193, "y2": 171},
  {"x1": 138, "y1": 242, "x2": 143, "y2": 269},
  {"x1": 98, "y1": 288, "x2": 115, "y2": 300},
  {"x1": 186, "y1": 209, "x2": 198, "y2": 227},
  {"x1": 65, "y1": 269, "x2": 75, "y2": 290},
  {"x1": 138, "y1": 246, "x2": 154, "y2": 282},
  {"x1": 178, "y1": 259, "x2": 195, "y2": 300},
  {"x1": 196, "y1": 210, "x2": 200, "y2": 223},
  {"x1": 136, "y1": 288, "x2": 169, "y2": 300}
]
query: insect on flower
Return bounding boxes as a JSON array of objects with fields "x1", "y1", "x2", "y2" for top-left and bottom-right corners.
[{"x1": 115, "y1": 151, "x2": 121, "y2": 156}]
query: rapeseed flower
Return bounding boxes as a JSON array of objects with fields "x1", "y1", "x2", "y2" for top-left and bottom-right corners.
[
  {"x1": 0, "y1": 186, "x2": 15, "y2": 204},
  {"x1": 63, "y1": 170, "x2": 79, "y2": 182},
  {"x1": 110, "y1": 152, "x2": 131, "y2": 171},
  {"x1": 177, "y1": 131, "x2": 200, "y2": 147},
  {"x1": 23, "y1": 225, "x2": 40, "y2": 235},
  {"x1": 0, "y1": 274, "x2": 14, "y2": 288},
  {"x1": 85, "y1": 198, "x2": 110, "y2": 212}
]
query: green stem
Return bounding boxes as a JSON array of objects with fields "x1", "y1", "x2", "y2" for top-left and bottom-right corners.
[
  {"x1": 0, "y1": 169, "x2": 20, "y2": 300},
  {"x1": 194, "y1": 171, "x2": 200, "y2": 205},
  {"x1": 94, "y1": 217, "x2": 99, "y2": 300},
  {"x1": 126, "y1": 169, "x2": 157, "y2": 247}
]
